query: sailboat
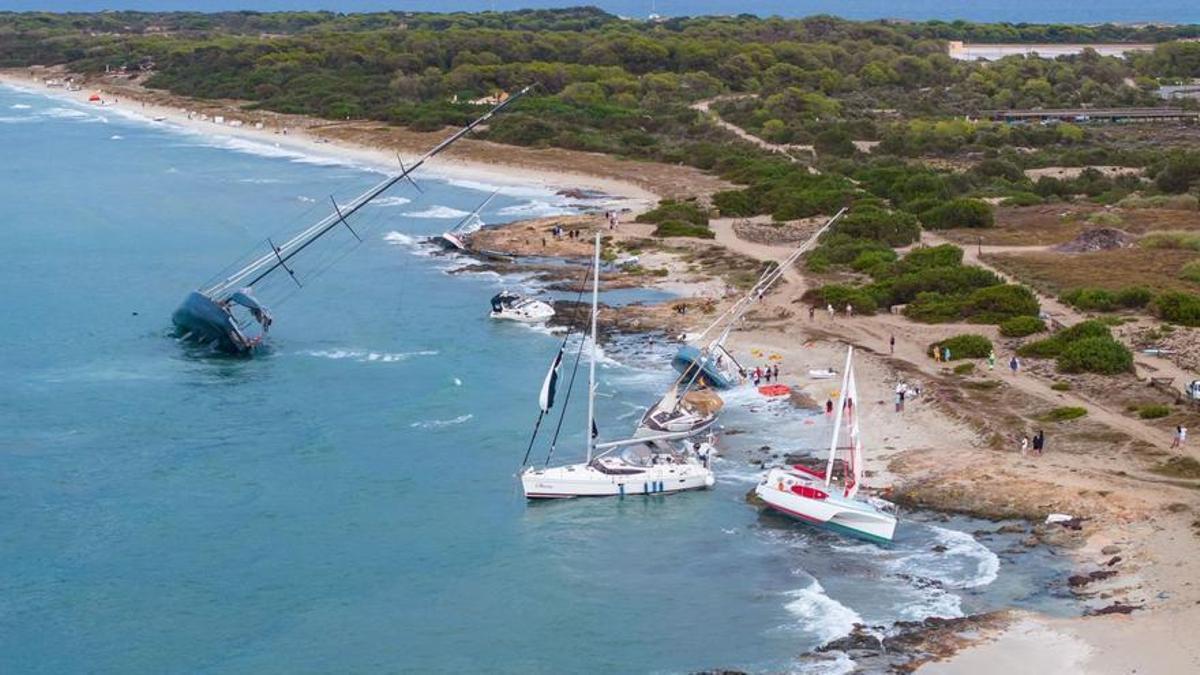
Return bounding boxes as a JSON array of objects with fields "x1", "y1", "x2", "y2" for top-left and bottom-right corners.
[
  {"x1": 755, "y1": 346, "x2": 898, "y2": 544},
  {"x1": 171, "y1": 86, "x2": 534, "y2": 355},
  {"x1": 489, "y1": 290, "x2": 555, "y2": 322},
  {"x1": 429, "y1": 189, "x2": 498, "y2": 252},
  {"x1": 520, "y1": 233, "x2": 715, "y2": 499},
  {"x1": 671, "y1": 208, "x2": 847, "y2": 389}
]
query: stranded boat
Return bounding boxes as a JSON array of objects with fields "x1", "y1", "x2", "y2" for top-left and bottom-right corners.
[
  {"x1": 519, "y1": 234, "x2": 715, "y2": 499},
  {"x1": 671, "y1": 208, "x2": 846, "y2": 389},
  {"x1": 171, "y1": 86, "x2": 533, "y2": 354},
  {"x1": 489, "y1": 291, "x2": 555, "y2": 322},
  {"x1": 755, "y1": 347, "x2": 898, "y2": 544},
  {"x1": 429, "y1": 190, "x2": 498, "y2": 252}
]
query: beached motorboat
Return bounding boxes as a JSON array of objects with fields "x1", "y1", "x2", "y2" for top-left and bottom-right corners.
[
  {"x1": 755, "y1": 347, "x2": 897, "y2": 544},
  {"x1": 490, "y1": 291, "x2": 555, "y2": 322},
  {"x1": 671, "y1": 208, "x2": 846, "y2": 389},
  {"x1": 429, "y1": 190, "x2": 498, "y2": 252},
  {"x1": 807, "y1": 368, "x2": 837, "y2": 380},
  {"x1": 519, "y1": 234, "x2": 715, "y2": 499},
  {"x1": 171, "y1": 86, "x2": 533, "y2": 355}
]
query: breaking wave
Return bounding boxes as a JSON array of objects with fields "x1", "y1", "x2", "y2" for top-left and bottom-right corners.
[
  {"x1": 403, "y1": 205, "x2": 471, "y2": 219},
  {"x1": 110, "y1": 134, "x2": 123, "y2": 140},
  {"x1": 410, "y1": 414, "x2": 473, "y2": 429},
  {"x1": 301, "y1": 349, "x2": 438, "y2": 363},
  {"x1": 238, "y1": 177, "x2": 284, "y2": 184},
  {"x1": 370, "y1": 196, "x2": 412, "y2": 207},
  {"x1": 497, "y1": 199, "x2": 575, "y2": 218},
  {"x1": 784, "y1": 580, "x2": 863, "y2": 644},
  {"x1": 9, "y1": 103, "x2": 32, "y2": 109}
]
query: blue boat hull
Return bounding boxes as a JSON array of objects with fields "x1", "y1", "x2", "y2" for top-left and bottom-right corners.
[
  {"x1": 171, "y1": 291, "x2": 250, "y2": 355},
  {"x1": 671, "y1": 345, "x2": 739, "y2": 390}
]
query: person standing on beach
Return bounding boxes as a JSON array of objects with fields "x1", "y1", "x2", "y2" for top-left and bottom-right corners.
[
  {"x1": 827, "y1": 303, "x2": 835, "y2": 320},
  {"x1": 1034, "y1": 430, "x2": 1045, "y2": 455},
  {"x1": 826, "y1": 399, "x2": 833, "y2": 415},
  {"x1": 846, "y1": 303, "x2": 854, "y2": 318},
  {"x1": 809, "y1": 306, "x2": 816, "y2": 322},
  {"x1": 1020, "y1": 435, "x2": 1029, "y2": 454},
  {"x1": 1010, "y1": 355, "x2": 1020, "y2": 375},
  {"x1": 889, "y1": 334, "x2": 895, "y2": 355},
  {"x1": 773, "y1": 364, "x2": 780, "y2": 380},
  {"x1": 1172, "y1": 425, "x2": 1187, "y2": 449},
  {"x1": 943, "y1": 346, "x2": 951, "y2": 362},
  {"x1": 987, "y1": 350, "x2": 996, "y2": 371}
]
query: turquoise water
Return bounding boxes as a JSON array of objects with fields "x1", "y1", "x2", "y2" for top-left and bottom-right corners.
[
  {"x1": 9, "y1": 1, "x2": 1200, "y2": 24},
  {"x1": 0, "y1": 85, "x2": 1073, "y2": 673}
]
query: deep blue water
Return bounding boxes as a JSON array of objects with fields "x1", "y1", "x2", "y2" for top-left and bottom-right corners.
[
  {"x1": 0, "y1": 84, "x2": 1074, "y2": 673},
  {"x1": 5, "y1": 0, "x2": 1199, "y2": 24}
]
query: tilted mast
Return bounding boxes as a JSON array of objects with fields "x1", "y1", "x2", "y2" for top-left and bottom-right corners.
[
  {"x1": 824, "y1": 346, "x2": 855, "y2": 486},
  {"x1": 585, "y1": 232, "x2": 600, "y2": 463}
]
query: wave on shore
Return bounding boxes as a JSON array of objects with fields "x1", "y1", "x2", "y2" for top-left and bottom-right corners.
[
  {"x1": 301, "y1": 348, "x2": 438, "y2": 363},
  {"x1": 784, "y1": 579, "x2": 864, "y2": 644},
  {"x1": 403, "y1": 205, "x2": 471, "y2": 219}
]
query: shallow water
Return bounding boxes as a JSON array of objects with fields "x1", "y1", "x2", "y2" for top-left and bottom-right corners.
[{"x1": 0, "y1": 85, "x2": 1074, "y2": 674}]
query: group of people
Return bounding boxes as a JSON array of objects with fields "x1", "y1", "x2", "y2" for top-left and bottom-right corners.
[
  {"x1": 806, "y1": 303, "x2": 855, "y2": 321},
  {"x1": 550, "y1": 225, "x2": 583, "y2": 240},
  {"x1": 602, "y1": 211, "x2": 620, "y2": 230},
  {"x1": 894, "y1": 381, "x2": 920, "y2": 412},
  {"x1": 751, "y1": 364, "x2": 780, "y2": 386},
  {"x1": 1019, "y1": 430, "x2": 1046, "y2": 455}
]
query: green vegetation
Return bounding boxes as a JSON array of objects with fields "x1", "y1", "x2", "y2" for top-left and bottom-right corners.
[
  {"x1": 1179, "y1": 261, "x2": 1200, "y2": 284},
  {"x1": 1137, "y1": 404, "x2": 1172, "y2": 419},
  {"x1": 1139, "y1": 231, "x2": 1200, "y2": 251},
  {"x1": 806, "y1": 284, "x2": 878, "y2": 315},
  {"x1": 1057, "y1": 336, "x2": 1134, "y2": 374},
  {"x1": 953, "y1": 362, "x2": 976, "y2": 375},
  {"x1": 1151, "y1": 456, "x2": 1200, "y2": 479},
  {"x1": 933, "y1": 334, "x2": 992, "y2": 360},
  {"x1": 636, "y1": 200, "x2": 714, "y2": 238},
  {"x1": 920, "y1": 198, "x2": 995, "y2": 230},
  {"x1": 652, "y1": 221, "x2": 715, "y2": 239},
  {"x1": 999, "y1": 315, "x2": 1046, "y2": 337},
  {"x1": 1050, "y1": 381, "x2": 1072, "y2": 391},
  {"x1": 1061, "y1": 286, "x2": 1154, "y2": 312},
  {"x1": 1153, "y1": 291, "x2": 1200, "y2": 326},
  {"x1": 1019, "y1": 319, "x2": 1112, "y2": 358},
  {"x1": 1039, "y1": 406, "x2": 1089, "y2": 422}
]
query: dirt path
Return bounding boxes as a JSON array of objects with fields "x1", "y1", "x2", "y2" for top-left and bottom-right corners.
[{"x1": 690, "y1": 96, "x2": 817, "y2": 167}]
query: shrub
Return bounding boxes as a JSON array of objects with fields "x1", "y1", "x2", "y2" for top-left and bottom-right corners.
[
  {"x1": 1086, "y1": 211, "x2": 1124, "y2": 226},
  {"x1": 637, "y1": 200, "x2": 709, "y2": 226},
  {"x1": 962, "y1": 284, "x2": 1040, "y2": 323},
  {"x1": 1118, "y1": 194, "x2": 1199, "y2": 210},
  {"x1": 953, "y1": 362, "x2": 975, "y2": 375},
  {"x1": 904, "y1": 292, "x2": 967, "y2": 323},
  {"x1": 1039, "y1": 406, "x2": 1088, "y2": 422},
  {"x1": 1062, "y1": 287, "x2": 1117, "y2": 312},
  {"x1": 934, "y1": 334, "x2": 992, "y2": 360},
  {"x1": 809, "y1": 284, "x2": 878, "y2": 315},
  {"x1": 1050, "y1": 382, "x2": 1071, "y2": 391},
  {"x1": 832, "y1": 205, "x2": 921, "y2": 246},
  {"x1": 1000, "y1": 191, "x2": 1043, "y2": 207},
  {"x1": 896, "y1": 244, "x2": 963, "y2": 272},
  {"x1": 1018, "y1": 319, "x2": 1112, "y2": 358},
  {"x1": 1138, "y1": 404, "x2": 1171, "y2": 419},
  {"x1": 1000, "y1": 315, "x2": 1046, "y2": 337},
  {"x1": 1115, "y1": 286, "x2": 1154, "y2": 308},
  {"x1": 850, "y1": 249, "x2": 898, "y2": 274},
  {"x1": 1139, "y1": 231, "x2": 1200, "y2": 251},
  {"x1": 920, "y1": 198, "x2": 995, "y2": 230},
  {"x1": 1153, "y1": 291, "x2": 1200, "y2": 326},
  {"x1": 1180, "y1": 261, "x2": 1200, "y2": 284},
  {"x1": 652, "y1": 220, "x2": 714, "y2": 239},
  {"x1": 1057, "y1": 336, "x2": 1133, "y2": 374}
]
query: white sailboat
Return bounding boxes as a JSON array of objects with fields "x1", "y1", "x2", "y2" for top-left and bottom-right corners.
[
  {"x1": 635, "y1": 385, "x2": 723, "y2": 438},
  {"x1": 520, "y1": 234, "x2": 715, "y2": 499},
  {"x1": 430, "y1": 189, "x2": 498, "y2": 252},
  {"x1": 489, "y1": 290, "x2": 555, "y2": 322},
  {"x1": 672, "y1": 208, "x2": 847, "y2": 389},
  {"x1": 755, "y1": 346, "x2": 898, "y2": 544}
]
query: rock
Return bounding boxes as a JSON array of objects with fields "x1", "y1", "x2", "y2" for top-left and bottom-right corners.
[
  {"x1": 1053, "y1": 227, "x2": 1135, "y2": 253},
  {"x1": 1022, "y1": 535, "x2": 1040, "y2": 548},
  {"x1": 931, "y1": 544, "x2": 948, "y2": 553},
  {"x1": 1087, "y1": 602, "x2": 1142, "y2": 616},
  {"x1": 1104, "y1": 556, "x2": 1122, "y2": 567},
  {"x1": 997, "y1": 523, "x2": 1026, "y2": 534},
  {"x1": 1100, "y1": 545, "x2": 1121, "y2": 555},
  {"x1": 1068, "y1": 570, "x2": 1118, "y2": 587}
]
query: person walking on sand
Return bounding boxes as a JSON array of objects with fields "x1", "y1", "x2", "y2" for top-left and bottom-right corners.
[
  {"x1": 1020, "y1": 435, "x2": 1029, "y2": 454},
  {"x1": 1034, "y1": 430, "x2": 1045, "y2": 456},
  {"x1": 826, "y1": 399, "x2": 834, "y2": 415},
  {"x1": 1010, "y1": 355, "x2": 1020, "y2": 375},
  {"x1": 987, "y1": 350, "x2": 996, "y2": 371},
  {"x1": 1172, "y1": 425, "x2": 1186, "y2": 449},
  {"x1": 827, "y1": 303, "x2": 835, "y2": 320},
  {"x1": 809, "y1": 306, "x2": 816, "y2": 322},
  {"x1": 764, "y1": 366, "x2": 772, "y2": 383},
  {"x1": 943, "y1": 346, "x2": 951, "y2": 362},
  {"x1": 845, "y1": 303, "x2": 854, "y2": 318},
  {"x1": 773, "y1": 364, "x2": 780, "y2": 380},
  {"x1": 889, "y1": 334, "x2": 895, "y2": 355}
]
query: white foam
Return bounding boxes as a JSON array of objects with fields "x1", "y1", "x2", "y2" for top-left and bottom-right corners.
[
  {"x1": 497, "y1": 199, "x2": 575, "y2": 218},
  {"x1": 784, "y1": 580, "x2": 862, "y2": 644},
  {"x1": 41, "y1": 107, "x2": 92, "y2": 120},
  {"x1": 403, "y1": 205, "x2": 471, "y2": 219},
  {"x1": 794, "y1": 651, "x2": 857, "y2": 675},
  {"x1": 0, "y1": 115, "x2": 31, "y2": 124},
  {"x1": 297, "y1": 196, "x2": 316, "y2": 203},
  {"x1": 410, "y1": 414, "x2": 473, "y2": 429},
  {"x1": 442, "y1": 176, "x2": 560, "y2": 199},
  {"x1": 921, "y1": 525, "x2": 1001, "y2": 589},
  {"x1": 302, "y1": 349, "x2": 437, "y2": 363},
  {"x1": 110, "y1": 134, "x2": 123, "y2": 140},
  {"x1": 9, "y1": 103, "x2": 32, "y2": 110},
  {"x1": 238, "y1": 177, "x2": 284, "y2": 184},
  {"x1": 370, "y1": 196, "x2": 412, "y2": 207}
]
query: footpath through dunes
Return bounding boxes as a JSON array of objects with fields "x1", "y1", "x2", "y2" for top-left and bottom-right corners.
[{"x1": 703, "y1": 221, "x2": 1200, "y2": 672}]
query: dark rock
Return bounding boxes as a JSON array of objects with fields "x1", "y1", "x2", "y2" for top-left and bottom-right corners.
[
  {"x1": 1100, "y1": 544, "x2": 1121, "y2": 555},
  {"x1": 997, "y1": 523, "x2": 1026, "y2": 534},
  {"x1": 1105, "y1": 556, "x2": 1122, "y2": 567},
  {"x1": 931, "y1": 544, "x2": 948, "y2": 553},
  {"x1": 1087, "y1": 602, "x2": 1142, "y2": 616},
  {"x1": 1068, "y1": 570, "x2": 1118, "y2": 587}
]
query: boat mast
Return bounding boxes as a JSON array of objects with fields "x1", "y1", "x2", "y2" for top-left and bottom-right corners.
[
  {"x1": 586, "y1": 232, "x2": 600, "y2": 463},
  {"x1": 824, "y1": 346, "x2": 855, "y2": 487}
]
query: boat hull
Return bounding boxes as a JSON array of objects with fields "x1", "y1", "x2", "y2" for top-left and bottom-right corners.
[
  {"x1": 671, "y1": 345, "x2": 741, "y2": 390},
  {"x1": 522, "y1": 463, "x2": 714, "y2": 499},
  {"x1": 171, "y1": 291, "x2": 250, "y2": 355},
  {"x1": 755, "y1": 472, "x2": 896, "y2": 544}
]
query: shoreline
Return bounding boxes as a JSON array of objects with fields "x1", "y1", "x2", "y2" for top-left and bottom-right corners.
[{"x1": 0, "y1": 68, "x2": 663, "y2": 213}]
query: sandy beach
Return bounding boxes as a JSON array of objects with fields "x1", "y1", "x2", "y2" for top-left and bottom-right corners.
[{"x1": 7, "y1": 66, "x2": 1199, "y2": 673}]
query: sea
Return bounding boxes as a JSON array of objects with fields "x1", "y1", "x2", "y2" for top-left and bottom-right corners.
[
  {"x1": 0, "y1": 84, "x2": 1076, "y2": 673},
  {"x1": 6, "y1": 0, "x2": 1200, "y2": 24}
]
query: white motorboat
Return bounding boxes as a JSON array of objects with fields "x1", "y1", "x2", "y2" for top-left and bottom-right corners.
[
  {"x1": 807, "y1": 368, "x2": 837, "y2": 380},
  {"x1": 519, "y1": 234, "x2": 715, "y2": 499},
  {"x1": 635, "y1": 385, "x2": 723, "y2": 439},
  {"x1": 755, "y1": 347, "x2": 898, "y2": 544},
  {"x1": 490, "y1": 291, "x2": 555, "y2": 322}
]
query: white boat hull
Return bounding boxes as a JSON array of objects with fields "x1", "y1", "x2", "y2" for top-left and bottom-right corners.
[
  {"x1": 522, "y1": 462, "x2": 714, "y2": 499},
  {"x1": 490, "y1": 298, "x2": 555, "y2": 322},
  {"x1": 755, "y1": 468, "x2": 896, "y2": 544}
]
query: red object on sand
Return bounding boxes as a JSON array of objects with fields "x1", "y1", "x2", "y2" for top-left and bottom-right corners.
[
  {"x1": 758, "y1": 384, "x2": 791, "y2": 397},
  {"x1": 88, "y1": 93, "x2": 101, "y2": 102}
]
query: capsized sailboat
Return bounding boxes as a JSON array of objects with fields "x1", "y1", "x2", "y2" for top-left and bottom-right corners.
[
  {"x1": 671, "y1": 208, "x2": 847, "y2": 389},
  {"x1": 429, "y1": 189, "x2": 498, "y2": 252},
  {"x1": 519, "y1": 233, "x2": 715, "y2": 499},
  {"x1": 172, "y1": 86, "x2": 533, "y2": 355},
  {"x1": 755, "y1": 346, "x2": 898, "y2": 544},
  {"x1": 489, "y1": 291, "x2": 555, "y2": 322}
]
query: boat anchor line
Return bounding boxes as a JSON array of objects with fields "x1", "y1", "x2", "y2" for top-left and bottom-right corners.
[{"x1": 170, "y1": 84, "x2": 537, "y2": 355}]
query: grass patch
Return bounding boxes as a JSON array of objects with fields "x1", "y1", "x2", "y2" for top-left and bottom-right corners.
[
  {"x1": 1180, "y1": 260, "x2": 1200, "y2": 284},
  {"x1": 1137, "y1": 404, "x2": 1172, "y2": 419},
  {"x1": 1051, "y1": 382, "x2": 1072, "y2": 391},
  {"x1": 964, "y1": 380, "x2": 1001, "y2": 390},
  {"x1": 1038, "y1": 406, "x2": 1088, "y2": 422},
  {"x1": 984, "y1": 248, "x2": 1200, "y2": 298},
  {"x1": 652, "y1": 220, "x2": 714, "y2": 239},
  {"x1": 953, "y1": 362, "x2": 976, "y2": 375},
  {"x1": 1139, "y1": 230, "x2": 1200, "y2": 251},
  {"x1": 1152, "y1": 456, "x2": 1200, "y2": 479}
]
